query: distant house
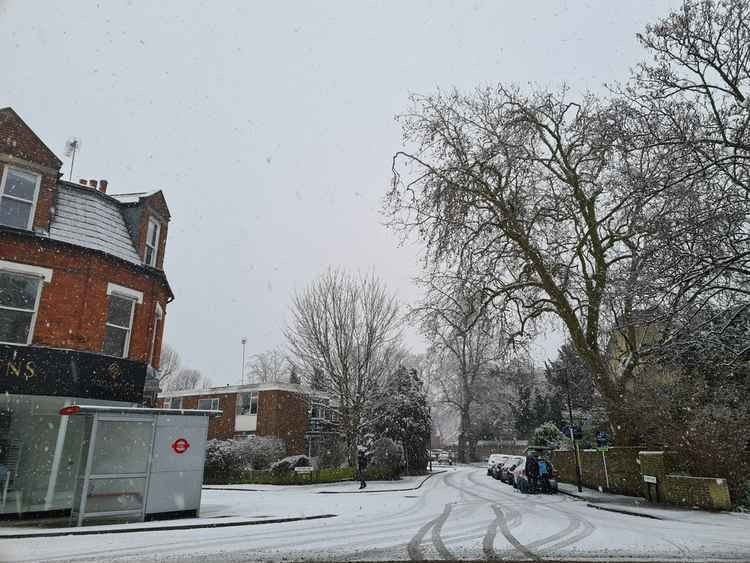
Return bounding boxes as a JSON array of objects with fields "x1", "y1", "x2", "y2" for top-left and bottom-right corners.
[{"x1": 158, "y1": 382, "x2": 339, "y2": 456}]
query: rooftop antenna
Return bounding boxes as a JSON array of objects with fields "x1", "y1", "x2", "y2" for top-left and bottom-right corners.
[{"x1": 63, "y1": 137, "x2": 82, "y2": 181}]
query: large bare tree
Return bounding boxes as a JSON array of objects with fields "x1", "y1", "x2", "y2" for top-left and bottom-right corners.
[
  {"x1": 285, "y1": 269, "x2": 402, "y2": 462},
  {"x1": 413, "y1": 277, "x2": 507, "y2": 461},
  {"x1": 386, "y1": 85, "x2": 704, "y2": 442}
]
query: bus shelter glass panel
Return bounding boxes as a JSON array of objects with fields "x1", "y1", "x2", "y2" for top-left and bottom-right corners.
[
  {"x1": 72, "y1": 414, "x2": 156, "y2": 526},
  {"x1": 91, "y1": 420, "x2": 153, "y2": 475},
  {"x1": 85, "y1": 477, "x2": 147, "y2": 512}
]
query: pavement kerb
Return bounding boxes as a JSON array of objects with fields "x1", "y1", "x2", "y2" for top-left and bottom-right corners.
[
  {"x1": 558, "y1": 488, "x2": 663, "y2": 520},
  {"x1": 317, "y1": 469, "x2": 447, "y2": 494},
  {"x1": 0, "y1": 513, "x2": 338, "y2": 539},
  {"x1": 585, "y1": 503, "x2": 663, "y2": 520}
]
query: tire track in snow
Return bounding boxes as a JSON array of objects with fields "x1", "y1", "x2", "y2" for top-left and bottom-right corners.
[
  {"x1": 466, "y1": 467, "x2": 599, "y2": 556},
  {"x1": 491, "y1": 504, "x2": 542, "y2": 561},
  {"x1": 429, "y1": 503, "x2": 455, "y2": 560},
  {"x1": 406, "y1": 505, "x2": 446, "y2": 561},
  {"x1": 444, "y1": 470, "x2": 539, "y2": 560}
]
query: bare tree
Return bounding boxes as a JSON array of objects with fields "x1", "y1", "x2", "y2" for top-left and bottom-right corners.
[
  {"x1": 414, "y1": 277, "x2": 507, "y2": 462},
  {"x1": 247, "y1": 349, "x2": 290, "y2": 383},
  {"x1": 285, "y1": 269, "x2": 402, "y2": 463},
  {"x1": 163, "y1": 368, "x2": 210, "y2": 392},
  {"x1": 615, "y1": 0, "x2": 750, "y2": 361},
  {"x1": 158, "y1": 344, "x2": 181, "y2": 389},
  {"x1": 385, "y1": 85, "x2": 703, "y2": 443}
]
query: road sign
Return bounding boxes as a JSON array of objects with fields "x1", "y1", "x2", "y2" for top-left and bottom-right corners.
[
  {"x1": 595, "y1": 431, "x2": 609, "y2": 447},
  {"x1": 596, "y1": 446, "x2": 609, "y2": 453},
  {"x1": 171, "y1": 437, "x2": 190, "y2": 454},
  {"x1": 643, "y1": 474, "x2": 657, "y2": 484}
]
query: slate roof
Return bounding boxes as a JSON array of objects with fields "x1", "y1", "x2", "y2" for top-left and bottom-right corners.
[{"x1": 49, "y1": 182, "x2": 142, "y2": 265}]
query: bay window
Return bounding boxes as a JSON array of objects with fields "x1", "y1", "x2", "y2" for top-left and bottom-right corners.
[{"x1": 0, "y1": 166, "x2": 41, "y2": 230}]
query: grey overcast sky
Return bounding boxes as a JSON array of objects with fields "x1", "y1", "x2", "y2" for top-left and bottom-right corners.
[{"x1": 1, "y1": 0, "x2": 678, "y2": 385}]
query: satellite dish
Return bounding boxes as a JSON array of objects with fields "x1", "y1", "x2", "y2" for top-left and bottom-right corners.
[{"x1": 63, "y1": 137, "x2": 82, "y2": 180}]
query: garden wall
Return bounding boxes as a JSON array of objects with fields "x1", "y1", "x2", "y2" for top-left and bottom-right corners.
[
  {"x1": 638, "y1": 451, "x2": 731, "y2": 510},
  {"x1": 551, "y1": 447, "x2": 642, "y2": 496}
]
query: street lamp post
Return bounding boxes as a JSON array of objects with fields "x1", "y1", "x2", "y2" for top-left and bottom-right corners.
[{"x1": 241, "y1": 337, "x2": 247, "y2": 385}]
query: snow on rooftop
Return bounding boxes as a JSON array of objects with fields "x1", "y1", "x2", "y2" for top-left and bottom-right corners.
[
  {"x1": 109, "y1": 190, "x2": 159, "y2": 204},
  {"x1": 49, "y1": 184, "x2": 142, "y2": 264}
]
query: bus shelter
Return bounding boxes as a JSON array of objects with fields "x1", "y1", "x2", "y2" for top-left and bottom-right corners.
[{"x1": 60, "y1": 404, "x2": 221, "y2": 526}]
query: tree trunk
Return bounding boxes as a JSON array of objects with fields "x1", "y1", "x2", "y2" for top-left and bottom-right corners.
[{"x1": 458, "y1": 409, "x2": 471, "y2": 463}]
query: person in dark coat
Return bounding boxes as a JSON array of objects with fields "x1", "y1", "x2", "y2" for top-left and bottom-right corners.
[
  {"x1": 525, "y1": 454, "x2": 539, "y2": 494},
  {"x1": 357, "y1": 447, "x2": 368, "y2": 489}
]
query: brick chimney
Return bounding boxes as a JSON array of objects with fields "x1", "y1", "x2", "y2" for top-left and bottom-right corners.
[
  {"x1": 79, "y1": 179, "x2": 88, "y2": 186},
  {"x1": 99, "y1": 180, "x2": 108, "y2": 193},
  {"x1": 89, "y1": 179, "x2": 98, "y2": 190}
]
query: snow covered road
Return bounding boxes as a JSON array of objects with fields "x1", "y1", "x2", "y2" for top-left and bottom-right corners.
[{"x1": 2, "y1": 466, "x2": 749, "y2": 561}]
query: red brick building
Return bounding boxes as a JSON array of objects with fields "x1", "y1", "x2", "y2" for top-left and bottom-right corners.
[
  {"x1": 0, "y1": 107, "x2": 174, "y2": 517},
  {"x1": 159, "y1": 383, "x2": 338, "y2": 456}
]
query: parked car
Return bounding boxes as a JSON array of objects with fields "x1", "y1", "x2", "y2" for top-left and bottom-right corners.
[
  {"x1": 498, "y1": 456, "x2": 524, "y2": 484},
  {"x1": 487, "y1": 453, "x2": 507, "y2": 476},
  {"x1": 437, "y1": 451, "x2": 453, "y2": 465},
  {"x1": 513, "y1": 456, "x2": 558, "y2": 494},
  {"x1": 490, "y1": 455, "x2": 512, "y2": 479}
]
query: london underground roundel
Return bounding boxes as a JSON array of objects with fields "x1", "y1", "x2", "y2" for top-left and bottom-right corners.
[{"x1": 171, "y1": 438, "x2": 190, "y2": 454}]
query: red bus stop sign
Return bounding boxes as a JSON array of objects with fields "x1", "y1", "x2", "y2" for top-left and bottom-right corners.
[{"x1": 171, "y1": 438, "x2": 190, "y2": 454}]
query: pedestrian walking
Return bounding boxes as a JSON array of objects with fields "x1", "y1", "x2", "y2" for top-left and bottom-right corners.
[
  {"x1": 525, "y1": 454, "x2": 539, "y2": 494},
  {"x1": 538, "y1": 458, "x2": 549, "y2": 493},
  {"x1": 357, "y1": 447, "x2": 368, "y2": 489}
]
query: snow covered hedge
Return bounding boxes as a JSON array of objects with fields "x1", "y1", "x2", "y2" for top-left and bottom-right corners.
[{"x1": 205, "y1": 436, "x2": 286, "y2": 480}]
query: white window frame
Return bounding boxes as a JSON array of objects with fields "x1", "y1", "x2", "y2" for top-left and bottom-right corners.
[
  {"x1": 103, "y1": 292, "x2": 137, "y2": 358},
  {"x1": 168, "y1": 397, "x2": 183, "y2": 409},
  {"x1": 106, "y1": 282, "x2": 143, "y2": 304},
  {"x1": 145, "y1": 218, "x2": 161, "y2": 267},
  {"x1": 0, "y1": 165, "x2": 42, "y2": 230},
  {"x1": 0, "y1": 262, "x2": 50, "y2": 346},
  {"x1": 237, "y1": 392, "x2": 258, "y2": 416},
  {"x1": 198, "y1": 398, "x2": 219, "y2": 411}
]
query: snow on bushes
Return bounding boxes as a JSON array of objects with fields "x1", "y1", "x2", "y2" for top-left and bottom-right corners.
[{"x1": 205, "y1": 436, "x2": 286, "y2": 478}]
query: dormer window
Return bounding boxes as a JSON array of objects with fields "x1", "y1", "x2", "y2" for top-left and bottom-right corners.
[
  {"x1": 0, "y1": 166, "x2": 41, "y2": 230},
  {"x1": 145, "y1": 218, "x2": 161, "y2": 267}
]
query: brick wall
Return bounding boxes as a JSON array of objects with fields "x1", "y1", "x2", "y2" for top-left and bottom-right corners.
[
  {"x1": 172, "y1": 393, "x2": 237, "y2": 440},
  {"x1": 257, "y1": 389, "x2": 308, "y2": 454},
  {"x1": 551, "y1": 447, "x2": 642, "y2": 496},
  {"x1": 0, "y1": 232, "x2": 169, "y2": 365},
  {"x1": 0, "y1": 108, "x2": 62, "y2": 233},
  {"x1": 661, "y1": 475, "x2": 732, "y2": 510},
  {"x1": 637, "y1": 451, "x2": 732, "y2": 510}
]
